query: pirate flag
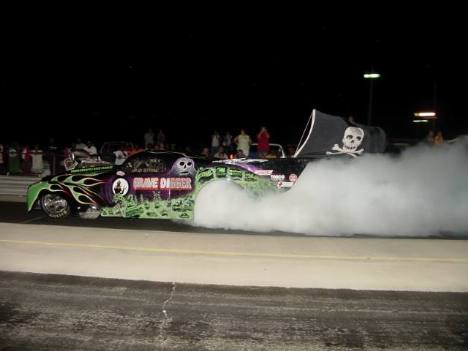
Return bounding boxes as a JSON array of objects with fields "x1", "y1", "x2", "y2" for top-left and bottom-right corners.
[{"x1": 293, "y1": 109, "x2": 386, "y2": 158}]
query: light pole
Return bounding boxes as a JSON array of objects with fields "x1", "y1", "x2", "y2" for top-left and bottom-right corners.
[{"x1": 364, "y1": 72, "x2": 380, "y2": 125}]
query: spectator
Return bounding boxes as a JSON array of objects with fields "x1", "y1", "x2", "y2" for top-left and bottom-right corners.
[
  {"x1": 46, "y1": 138, "x2": 58, "y2": 175},
  {"x1": 434, "y1": 131, "x2": 444, "y2": 146},
  {"x1": 157, "y1": 129, "x2": 166, "y2": 147},
  {"x1": 0, "y1": 144, "x2": 5, "y2": 175},
  {"x1": 234, "y1": 129, "x2": 252, "y2": 158},
  {"x1": 213, "y1": 146, "x2": 228, "y2": 159},
  {"x1": 113, "y1": 149, "x2": 127, "y2": 165},
  {"x1": 8, "y1": 144, "x2": 21, "y2": 175},
  {"x1": 41, "y1": 160, "x2": 51, "y2": 177},
  {"x1": 286, "y1": 144, "x2": 296, "y2": 157},
  {"x1": 256, "y1": 126, "x2": 270, "y2": 158},
  {"x1": 83, "y1": 140, "x2": 98, "y2": 156},
  {"x1": 75, "y1": 138, "x2": 86, "y2": 150},
  {"x1": 200, "y1": 147, "x2": 210, "y2": 158},
  {"x1": 21, "y1": 144, "x2": 32, "y2": 175},
  {"x1": 144, "y1": 128, "x2": 155, "y2": 149},
  {"x1": 236, "y1": 149, "x2": 246, "y2": 158},
  {"x1": 425, "y1": 130, "x2": 435, "y2": 145},
  {"x1": 211, "y1": 131, "x2": 220, "y2": 155},
  {"x1": 31, "y1": 145, "x2": 44, "y2": 174},
  {"x1": 223, "y1": 131, "x2": 233, "y2": 152},
  {"x1": 63, "y1": 145, "x2": 77, "y2": 171}
]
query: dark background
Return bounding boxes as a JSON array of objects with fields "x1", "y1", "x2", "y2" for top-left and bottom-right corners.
[{"x1": 2, "y1": 7, "x2": 467, "y2": 150}]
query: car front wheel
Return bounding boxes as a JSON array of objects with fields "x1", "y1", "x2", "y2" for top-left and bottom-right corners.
[{"x1": 41, "y1": 193, "x2": 71, "y2": 218}]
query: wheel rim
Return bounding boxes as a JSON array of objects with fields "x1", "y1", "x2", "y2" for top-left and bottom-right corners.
[{"x1": 42, "y1": 194, "x2": 69, "y2": 216}]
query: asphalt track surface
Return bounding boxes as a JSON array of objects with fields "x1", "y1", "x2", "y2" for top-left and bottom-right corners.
[
  {"x1": 1, "y1": 271, "x2": 468, "y2": 351},
  {"x1": 0, "y1": 202, "x2": 465, "y2": 239},
  {"x1": 1, "y1": 202, "x2": 468, "y2": 350},
  {"x1": 0, "y1": 201, "x2": 281, "y2": 237}
]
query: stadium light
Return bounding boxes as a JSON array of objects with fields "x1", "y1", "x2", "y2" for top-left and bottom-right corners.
[
  {"x1": 414, "y1": 112, "x2": 436, "y2": 118},
  {"x1": 363, "y1": 73, "x2": 381, "y2": 79},
  {"x1": 413, "y1": 119, "x2": 429, "y2": 123}
]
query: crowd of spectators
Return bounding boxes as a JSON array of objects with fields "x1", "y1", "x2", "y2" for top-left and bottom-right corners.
[{"x1": 0, "y1": 126, "x2": 291, "y2": 177}]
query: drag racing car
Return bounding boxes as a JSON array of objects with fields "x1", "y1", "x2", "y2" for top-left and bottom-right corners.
[
  {"x1": 26, "y1": 150, "x2": 307, "y2": 220},
  {"x1": 26, "y1": 110, "x2": 386, "y2": 220}
]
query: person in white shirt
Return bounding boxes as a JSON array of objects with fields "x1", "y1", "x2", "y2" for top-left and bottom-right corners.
[
  {"x1": 113, "y1": 150, "x2": 128, "y2": 165},
  {"x1": 211, "y1": 131, "x2": 220, "y2": 155},
  {"x1": 31, "y1": 145, "x2": 44, "y2": 174},
  {"x1": 83, "y1": 141, "x2": 98, "y2": 156},
  {"x1": 234, "y1": 129, "x2": 252, "y2": 158}
]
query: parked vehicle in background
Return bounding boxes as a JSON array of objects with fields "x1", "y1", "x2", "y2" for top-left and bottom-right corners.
[
  {"x1": 227, "y1": 143, "x2": 287, "y2": 159},
  {"x1": 99, "y1": 141, "x2": 135, "y2": 165},
  {"x1": 250, "y1": 143, "x2": 287, "y2": 158}
]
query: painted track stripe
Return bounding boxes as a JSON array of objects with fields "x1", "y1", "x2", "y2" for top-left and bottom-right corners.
[{"x1": 1, "y1": 239, "x2": 468, "y2": 263}]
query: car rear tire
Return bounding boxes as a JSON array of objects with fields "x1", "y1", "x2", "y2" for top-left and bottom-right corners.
[{"x1": 41, "y1": 193, "x2": 71, "y2": 219}]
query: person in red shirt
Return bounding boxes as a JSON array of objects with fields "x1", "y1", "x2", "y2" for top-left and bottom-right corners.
[
  {"x1": 21, "y1": 145, "x2": 32, "y2": 175},
  {"x1": 256, "y1": 127, "x2": 270, "y2": 158}
]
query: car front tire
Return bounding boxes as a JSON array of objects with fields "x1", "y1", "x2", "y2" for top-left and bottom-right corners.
[{"x1": 41, "y1": 193, "x2": 71, "y2": 219}]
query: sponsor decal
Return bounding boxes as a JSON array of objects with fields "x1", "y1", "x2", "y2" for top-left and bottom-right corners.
[
  {"x1": 70, "y1": 165, "x2": 114, "y2": 173},
  {"x1": 271, "y1": 174, "x2": 285, "y2": 181},
  {"x1": 277, "y1": 181, "x2": 294, "y2": 188},
  {"x1": 133, "y1": 177, "x2": 192, "y2": 191},
  {"x1": 254, "y1": 169, "x2": 273, "y2": 176},
  {"x1": 112, "y1": 178, "x2": 129, "y2": 195},
  {"x1": 215, "y1": 159, "x2": 268, "y2": 164},
  {"x1": 289, "y1": 173, "x2": 298, "y2": 182}
]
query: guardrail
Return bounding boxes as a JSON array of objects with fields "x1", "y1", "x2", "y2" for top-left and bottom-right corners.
[{"x1": 0, "y1": 175, "x2": 40, "y2": 197}]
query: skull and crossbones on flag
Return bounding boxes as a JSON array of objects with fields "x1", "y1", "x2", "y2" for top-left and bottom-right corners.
[{"x1": 326, "y1": 126, "x2": 365, "y2": 157}]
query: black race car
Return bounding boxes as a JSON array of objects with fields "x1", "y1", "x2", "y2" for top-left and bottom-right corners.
[{"x1": 27, "y1": 110, "x2": 386, "y2": 220}]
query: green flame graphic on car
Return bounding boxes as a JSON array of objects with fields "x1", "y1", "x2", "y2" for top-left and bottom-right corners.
[
  {"x1": 27, "y1": 175, "x2": 106, "y2": 211},
  {"x1": 27, "y1": 165, "x2": 279, "y2": 220}
]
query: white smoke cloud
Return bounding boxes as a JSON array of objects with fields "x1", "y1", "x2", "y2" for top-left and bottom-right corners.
[{"x1": 194, "y1": 142, "x2": 468, "y2": 236}]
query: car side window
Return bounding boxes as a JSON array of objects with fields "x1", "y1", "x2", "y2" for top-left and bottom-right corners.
[{"x1": 123, "y1": 156, "x2": 167, "y2": 173}]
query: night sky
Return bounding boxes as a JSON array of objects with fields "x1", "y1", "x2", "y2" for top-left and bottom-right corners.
[{"x1": 2, "y1": 8, "x2": 467, "y2": 150}]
